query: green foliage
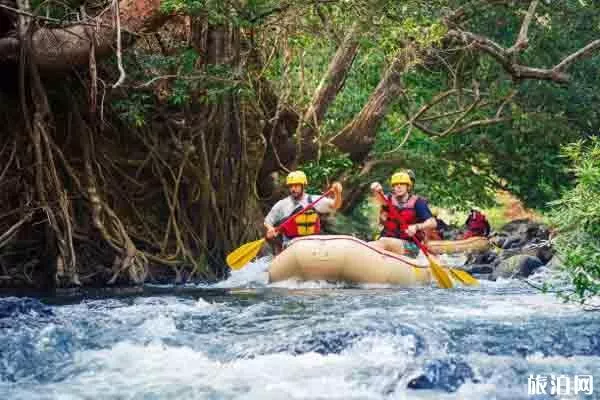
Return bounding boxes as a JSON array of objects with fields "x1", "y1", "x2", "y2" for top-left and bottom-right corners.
[
  {"x1": 112, "y1": 93, "x2": 153, "y2": 127},
  {"x1": 549, "y1": 139, "x2": 600, "y2": 302},
  {"x1": 301, "y1": 153, "x2": 354, "y2": 194},
  {"x1": 110, "y1": 0, "x2": 598, "y2": 234},
  {"x1": 160, "y1": 0, "x2": 282, "y2": 26}
]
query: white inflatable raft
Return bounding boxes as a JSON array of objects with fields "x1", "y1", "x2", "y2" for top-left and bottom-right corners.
[{"x1": 268, "y1": 235, "x2": 433, "y2": 286}]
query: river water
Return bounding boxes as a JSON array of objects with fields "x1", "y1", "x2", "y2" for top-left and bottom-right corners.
[{"x1": 1, "y1": 258, "x2": 599, "y2": 400}]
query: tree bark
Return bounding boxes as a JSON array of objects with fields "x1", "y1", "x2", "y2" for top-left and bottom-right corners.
[
  {"x1": 0, "y1": 0, "x2": 168, "y2": 70},
  {"x1": 329, "y1": 46, "x2": 416, "y2": 162},
  {"x1": 186, "y1": 20, "x2": 267, "y2": 275},
  {"x1": 295, "y1": 24, "x2": 359, "y2": 164}
]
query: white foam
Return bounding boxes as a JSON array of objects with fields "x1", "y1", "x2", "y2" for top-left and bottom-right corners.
[
  {"x1": 5, "y1": 330, "x2": 428, "y2": 400},
  {"x1": 137, "y1": 314, "x2": 176, "y2": 338},
  {"x1": 212, "y1": 256, "x2": 271, "y2": 288}
]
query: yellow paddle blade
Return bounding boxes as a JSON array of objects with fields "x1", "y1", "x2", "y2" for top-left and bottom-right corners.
[
  {"x1": 448, "y1": 268, "x2": 479, "y2": 286},
  {"x1": 226, "y1": 238, "x2": 266, "y2": 270},
  {"x1": 426, "y1": 254, "x2": 454, "y2": 289}
]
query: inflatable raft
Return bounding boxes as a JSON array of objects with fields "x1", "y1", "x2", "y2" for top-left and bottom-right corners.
[
  {"x1": 268, "y1": 235, "x2": 433, "y2": 286},
  {"x1": 428, "y1": 236, "x2": 490, "y2": 254},
  {"x1": 372, "y1": 236, "x2": 490, "y2": 255}
]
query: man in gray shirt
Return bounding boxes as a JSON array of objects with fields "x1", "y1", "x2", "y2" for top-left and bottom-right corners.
[{"x1": 264, "y1": 171, "x2": 343, "y2": 248}]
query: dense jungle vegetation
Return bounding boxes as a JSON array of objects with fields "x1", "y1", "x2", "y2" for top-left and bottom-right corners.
[{"x1": 0, "y1": 0, "x2": 598, "y2": 300}]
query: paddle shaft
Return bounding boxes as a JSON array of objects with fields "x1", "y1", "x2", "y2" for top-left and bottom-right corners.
[{"x1": 275, "y1": 188, "x2": 334, "y2": 234}]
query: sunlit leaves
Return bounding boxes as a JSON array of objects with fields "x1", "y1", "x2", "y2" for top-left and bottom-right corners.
[{"x1": 549, "y1": 138, "x2": 600, "y2": 301}]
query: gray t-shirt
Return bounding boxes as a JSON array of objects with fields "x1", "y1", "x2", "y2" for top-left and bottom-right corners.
[{"x1": 264, "y1": 194, "x2": 335, "y2": 227}]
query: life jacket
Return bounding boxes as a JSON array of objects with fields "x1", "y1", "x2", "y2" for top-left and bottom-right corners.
[
  {"x1": 463, "y1": 210, "x2": 490, "y2": 238},
  {"x1": 380, "y1": 194, "x2": 425, "y2": 241},
  {"x1": 278, "y1": 196, "x2": 322, "y2": 239}
]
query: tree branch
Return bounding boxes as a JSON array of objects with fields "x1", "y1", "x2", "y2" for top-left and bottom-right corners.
[
  {"x1": 554, "y1": 39, "x2": 600, "y2": 72},
  {"x1": 447, "y1": 28, "x2": 600, "y2": 84},
  {"x1": 507, "y1": 0, "x2": 539, "y2": 55},
  {"x1": 329, "y1": 45, "x2": 417, "y2": 162},
  {"x1": 295, "y1": 22, "x2": 360, "y2": 163},
  {"x1": 0, "y1": 0, "x2": 170, "y2": 70}
]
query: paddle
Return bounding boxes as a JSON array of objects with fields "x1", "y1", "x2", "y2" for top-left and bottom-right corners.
[
  {"x1": 374, "y1": 190, "x2": 477, "y2": 287},
  {"x1": 408, "y1": 230, "x2": 478, "y2": 286},
  {"x1": 226, "y1": 188, "x2": 334, "y2": 270},
  {"x1": 408, "y1": 235, "x2": 453, "y2": 289}
]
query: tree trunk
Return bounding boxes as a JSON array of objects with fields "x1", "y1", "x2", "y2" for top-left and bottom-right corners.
[
  {"x1": 0, "y1": 0, "x2": 168, "y2": 70},
  {"x1": 186, "y1": 20, "x2": 267, "y2": 276},
  {"x1": 295, "y1": 24, "x2": 360, "y2": 164},
  {"x1": 330, "y1": 46, "x2": 416, "y2": 162}
]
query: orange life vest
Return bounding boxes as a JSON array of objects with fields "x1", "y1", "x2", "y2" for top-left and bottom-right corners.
[{"x1": 278, "y1": 196, "x2": 322, "y2": 238}]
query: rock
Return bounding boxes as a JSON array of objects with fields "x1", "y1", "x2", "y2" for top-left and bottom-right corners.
[
  {"x1": 536, "y1": 246, "x2": 555, "y2": 264},
  {"x1": 500, "y1": 218, "x2": 530, "y2": 234},
  {"x1": 466, "y1": 264, "x2": 494, "y2": 274},
  {"x1": 499, "y1": 219, "x2": 550, "y2": 241},
  {"x1": 468, "y1": 250, "x2": 498, "y2": 265},
  {"x1": 545, "y1": 255, "x2": 564, "y2": 270},
  {"x1": 493, "y1": 255, "x2": 544, "y2": 279},
  {"x1": 407, "y1": 358, "x2": 476, "y2": 392},
  {"x1": 489, "y1": 233, "x2": 507, "y2": 248},
  {"x1": 502, "y1": 235, "x2": 524, "y2": 249}
]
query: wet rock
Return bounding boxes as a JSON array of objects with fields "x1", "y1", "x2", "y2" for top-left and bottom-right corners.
[
  {"x1": 466, "y1": 264, "x2": 494, "y2": 275},
  {"x1": 545, "y1": 255, "x2": 564, "y2": 270},
  {"x1": 291, "y1": 330, "x2": 361, "y2": 355},
  {"x1": 536, "y1": 246, "x2": 555, "y2": 265},
  {"x1": 493, "y1": 255, "x2": 544, "y2": 279},
  {"x1": 489, "y1": 233, "x2": 507, "y2": 249},
  {"x1": 407, "y1": 358, "x2": 475, "y2": 392},
  {"x1": 0, "y1": 298, "x2": 53, "y2": 319},
  {"x1": 502, "y1": 235, "x2": 524, "y2": 249},
  {"x1": 468, "y1": 250, "x2": 498, "y2": 265}
]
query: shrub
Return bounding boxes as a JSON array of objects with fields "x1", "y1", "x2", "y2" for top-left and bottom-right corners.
[{"x1": 548, "y1": 138, "x2": 600, "y2": 303}]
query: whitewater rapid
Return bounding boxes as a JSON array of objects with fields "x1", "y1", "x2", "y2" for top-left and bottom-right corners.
[{"x1": 1, "y1": 257, "x2": 598, "y2": 399}]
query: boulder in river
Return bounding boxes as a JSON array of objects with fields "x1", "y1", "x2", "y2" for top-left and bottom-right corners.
[{"x1": 492, "y1": 254, "x2": 544, "y2": 279}]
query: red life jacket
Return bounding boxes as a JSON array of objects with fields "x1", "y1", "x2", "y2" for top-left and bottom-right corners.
[
  {"x1": 278, "y1": 196, "x2": 322, "y2": 239},
  {"x1": 463, "y1": 210, "x2": 490, "y2": 238},
  {"x1": 381, "y1": 194, "x2": 425, "y2": 241}
]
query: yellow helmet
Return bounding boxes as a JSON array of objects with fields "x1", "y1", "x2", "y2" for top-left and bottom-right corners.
[
  {"x1": 390, "y1": 172, "x2": 412, "y2": 187},
  {"x1": 286, "y1": 170, "x2": 308, "y2": 186}
]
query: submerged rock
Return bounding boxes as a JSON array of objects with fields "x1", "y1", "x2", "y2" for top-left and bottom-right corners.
[
  {"x1": 0, "y1": 298, "x2": 53, "y2": 319},
  {"x1": 407, "y1": 358, "x2": 476, "y2": 392}
]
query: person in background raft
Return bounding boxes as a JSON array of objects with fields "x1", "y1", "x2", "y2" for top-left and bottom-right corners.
[
  {"x1": 461, "y1": 209, "x2": 491, "y2": 239},
  {"x1": 425, "y1": 208, "x2": 448, "y2": 241},
  {"x1": 264, "y1": 171, "x2": 343, "y2": 253},
  {"x1": 369, "y1": 171, "x2": 437, "y2": 257}
]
